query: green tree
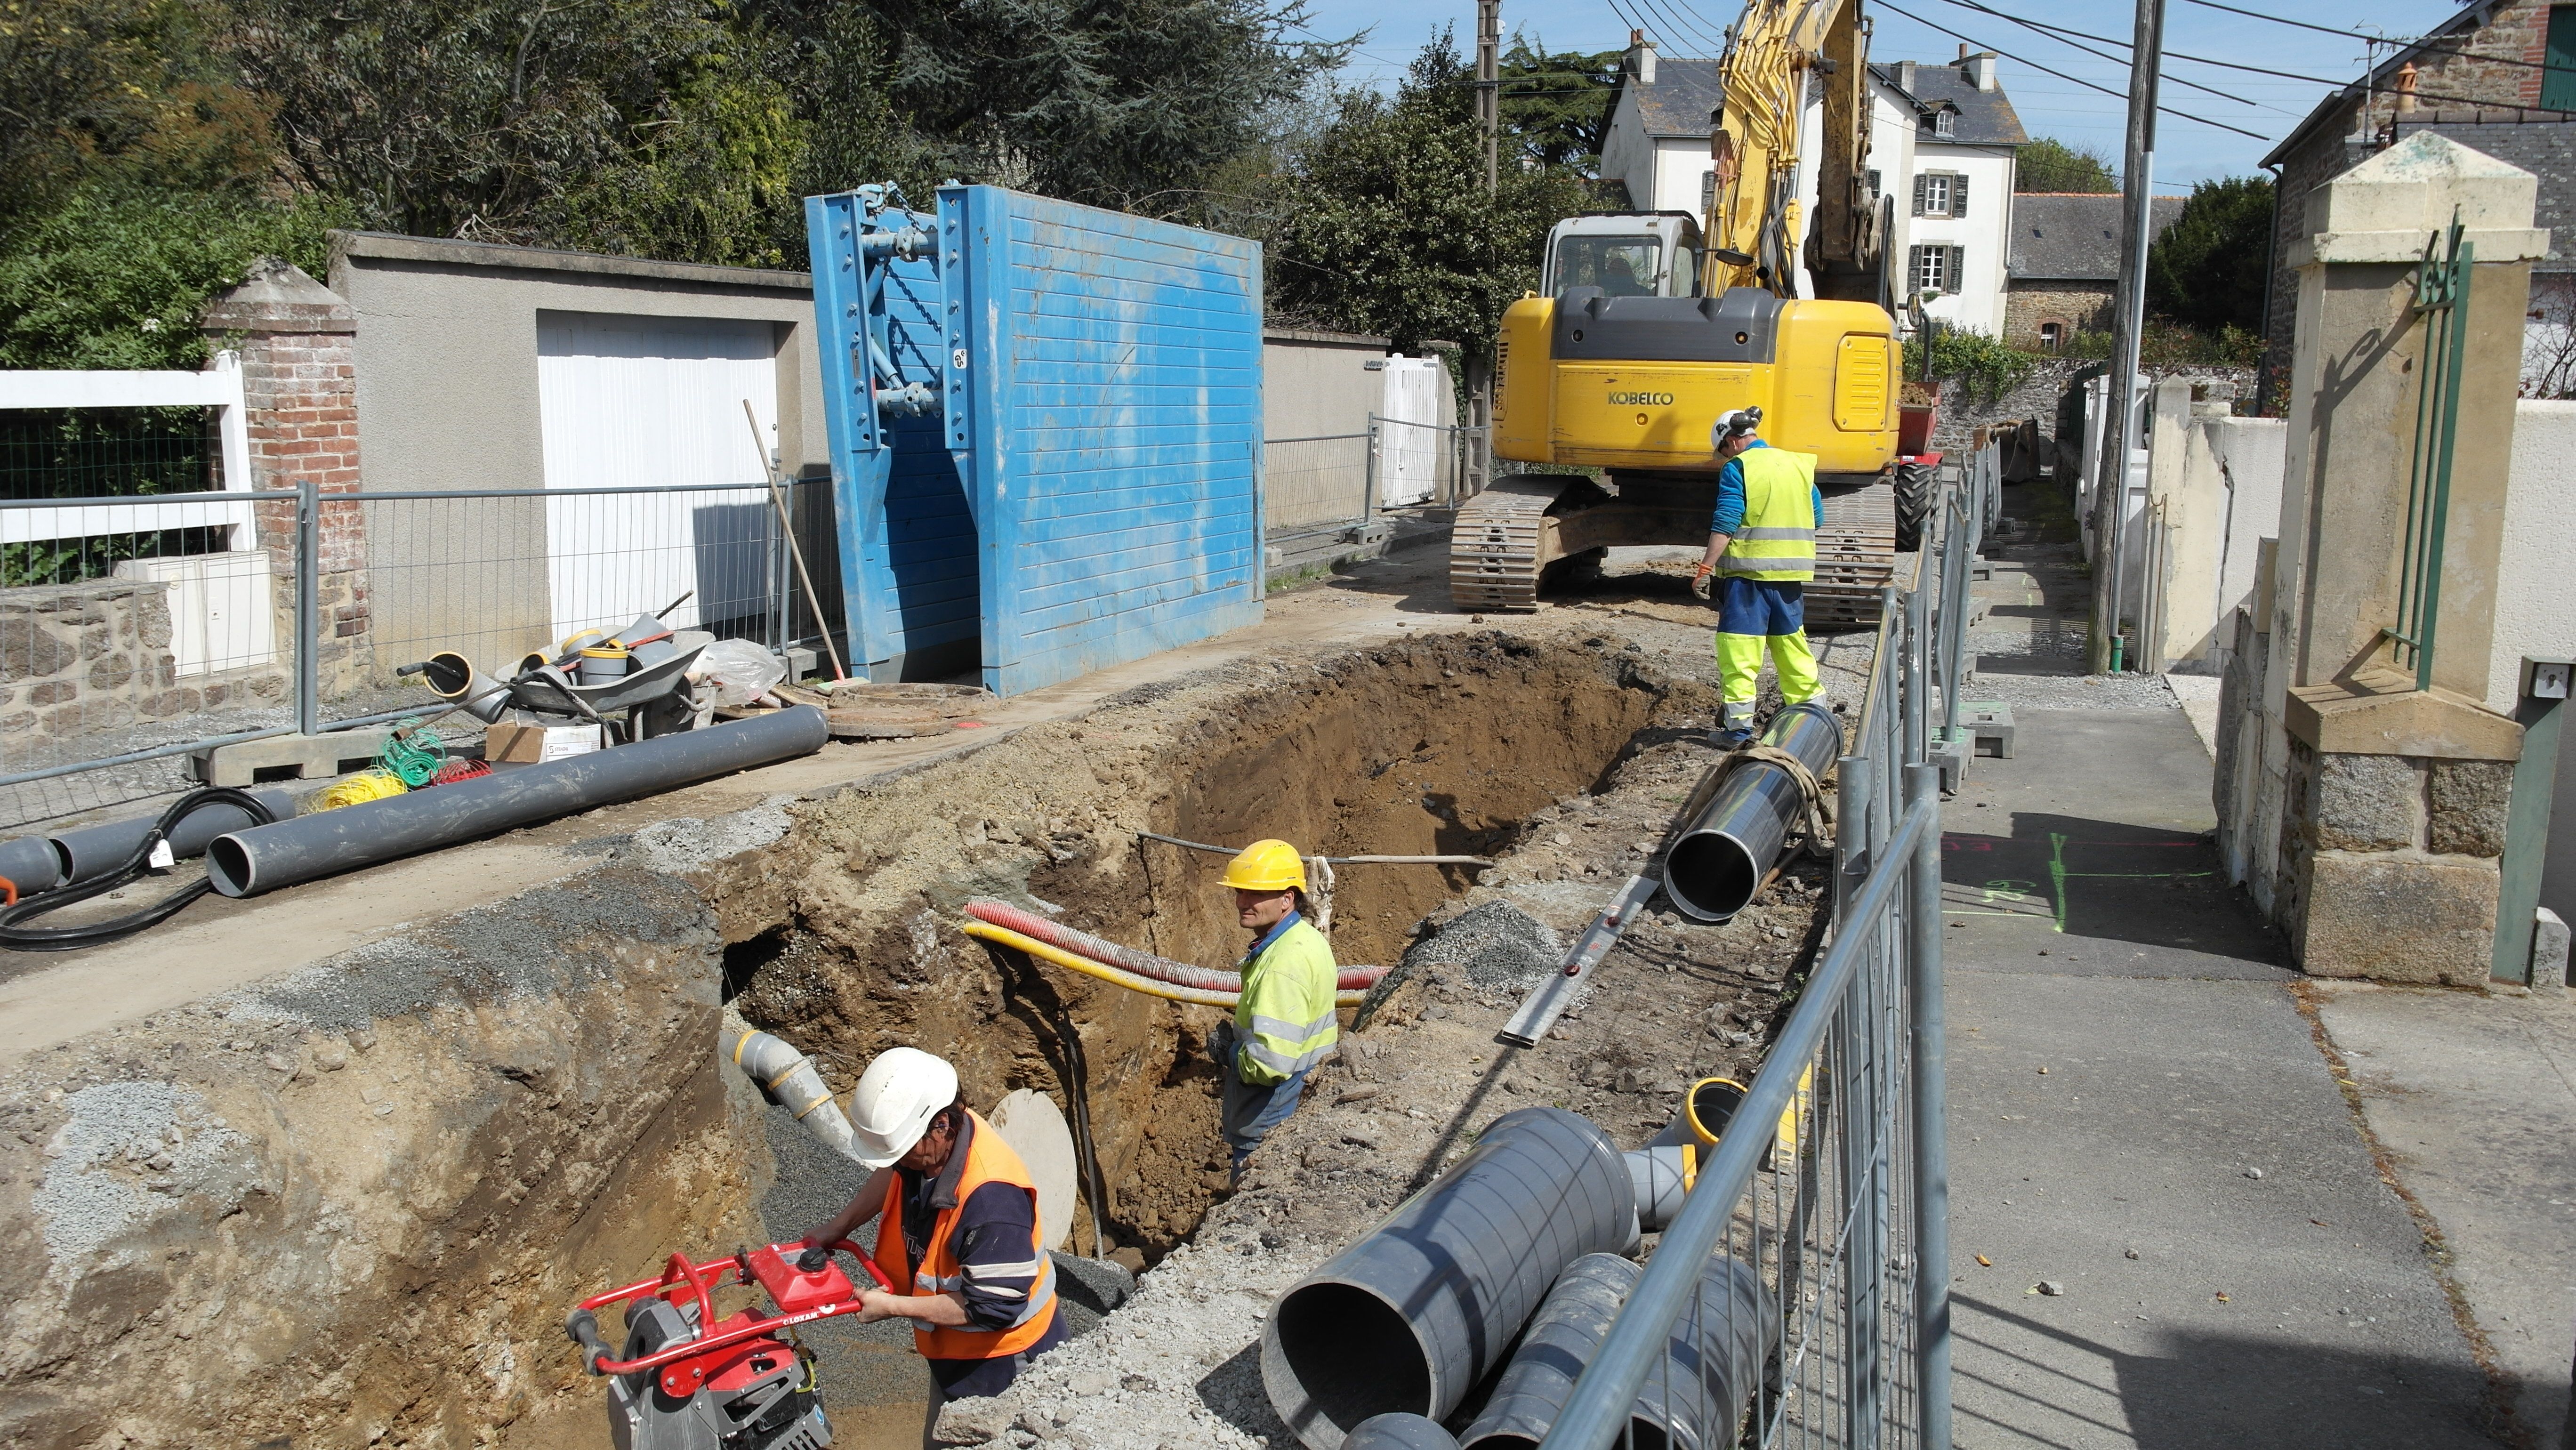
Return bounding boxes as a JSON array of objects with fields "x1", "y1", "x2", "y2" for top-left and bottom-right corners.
[
  {"x1": 2146, "y1": 174, "x2": 2273, "y2": 333},
  {"x1": 1266, "y1": 32, "x2": 1595, "y2": 356},
  {"x1": 2016, "y1": 137, "x2": 2116, "y2": 193},
  {"x1": 1497, "y1": 38, "x2": 1621, "y2": 173},
  {"x1": 0, "y1": 185, "x2": 342, "y2": 370}
]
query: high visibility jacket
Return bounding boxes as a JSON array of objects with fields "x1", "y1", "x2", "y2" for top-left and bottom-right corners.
[
  {"x1": 1233, "y1": 916, "x2": 1340, "y2": 1087},
  {"x1": 1720, "y1": 447, "x2": 1820, "y2": 581},
  {"x1": 874, "y1": 1110, "x2": 1059, "y2": 1361}
]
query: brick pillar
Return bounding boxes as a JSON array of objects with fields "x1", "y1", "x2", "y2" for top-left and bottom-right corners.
[{"x1": 200, "y1": 257, "x2": 372, "y2": 694}]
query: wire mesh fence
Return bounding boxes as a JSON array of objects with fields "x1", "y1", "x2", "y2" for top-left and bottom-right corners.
[
  {"x1": 1541, "y1": 483, "x2": 1960, "y2": 1450},
  {"x1": 0, "y1": 476, "x2": 835, "y2": 832},
  {"x1": 1264, "y1": 433, "x2": 1375, "y2": 531}
]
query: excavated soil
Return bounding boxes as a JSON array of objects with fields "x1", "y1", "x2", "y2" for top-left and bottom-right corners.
[{"x1": 702, "y1": 630, "x2": 1692, "y2": 1262}]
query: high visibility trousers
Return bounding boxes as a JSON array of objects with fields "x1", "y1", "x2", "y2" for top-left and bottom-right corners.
[{"x1": 1715, "y1": 631, "x2": 1821, "y2": 728}]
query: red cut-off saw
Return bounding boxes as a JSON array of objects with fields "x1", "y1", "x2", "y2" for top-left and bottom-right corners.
[{"x1": 566, "y1": 1240, "x2": 894, "y2": 1450}]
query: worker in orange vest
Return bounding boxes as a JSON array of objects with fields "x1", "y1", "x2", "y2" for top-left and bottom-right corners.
[{"x1": 801, "y1": 1047, "x2": 1063, "y2": 1400}]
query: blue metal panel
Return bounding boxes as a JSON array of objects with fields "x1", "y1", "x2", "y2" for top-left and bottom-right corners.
[
  {"x1": 941, "y1": 185, "x2": 1265, "y2": 696},
  {"x1": 806, "y1": 189, "x2": 980, "y2": 681}
]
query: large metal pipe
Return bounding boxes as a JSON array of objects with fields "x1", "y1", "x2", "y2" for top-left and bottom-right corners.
[
  {"x1": 1663, "y1": 702, "x2": 1843, "y2": 922},
  {"x1": 51, "y1": 788, "x2": 297, "y2": 886},
  {"x1": 1262, "y1": 1107, "x2": 1637, "y2": 1449},
  {"x1": 1459, "y1": 1253, "x2": 1639, "y2": 1450},
  {"x1": 206, "y1": 708, "x2": 829, "y2": 897},
  {"x1": 1627, "y1": 1256, "x2": 1773, "y2": 1450}
]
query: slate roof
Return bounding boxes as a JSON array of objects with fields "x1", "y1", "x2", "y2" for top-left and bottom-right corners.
[
  {"x1": 1625, "y1": 58, "x2": 1724, "y2": 137},
  {"x1": 1872, "y1": 61, "x2": 2029, "y2": 146},
  {"x1": 2384, "y1": 115, "x2": 2576, "y2": 270},
  {"x1": 2007, "y1": 194, "x2": 2188, "y2": 282}
]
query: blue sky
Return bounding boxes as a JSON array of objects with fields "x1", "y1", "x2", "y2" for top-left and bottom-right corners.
[{"x1": 1285, "y1": 0, "x2": 2473, "y2": 187}]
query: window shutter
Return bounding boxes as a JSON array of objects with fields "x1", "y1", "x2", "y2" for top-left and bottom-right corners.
[
  {"x1": 1948, "y1": 246, "x2": 1966, "y2": 294},
  {"x1": 1950, "y1": 173, "x2": 1968, "y2": 218},
  {"x1": 1908, "y1": 245, "x2": 1925, "y2": 292},
  {"x1": 1912, "y1": 173, "x2": 1929, "y2": 218}
]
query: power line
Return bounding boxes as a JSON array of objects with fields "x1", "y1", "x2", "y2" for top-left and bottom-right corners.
[
  {"x1": 2179, "y1": 0, "x2": 2573, "y2": 78},
  {"x1": 1940, "y1": 0, "x2": 2576, "y2": 114},
  {"x1": 1869, "y1": 0, "x2": 2270, "y2": 141},
  {"x1": 1931, "y1": 0, "x2": 2255, "y2": 111}
]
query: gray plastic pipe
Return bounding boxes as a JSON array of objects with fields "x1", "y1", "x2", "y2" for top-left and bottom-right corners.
[
  {"x1": 1262, "y1": 1107, "x2": 1638, "y2": 1450},
  {"x1": 1459, "y1": 1253, "x2": 1640, "y2": 1450},
  {"x1": 51, "y1": 788, "x2": 296, "y2": 886},
  {"x1": 1663, "y1": 701, "x2": 1843, "y2": 922},
  {"x1": 1343, "y1": 1416, "x2": 1461, "y2": 1450},
  {"x1": 1627, "y1": 1256, "x2": 1773, "y2": 1450},
  {"x1": 1626, "y1": 1147, "x2": 1689, "y2": 1234},
  {"x1": 726, "y1": 1020, "x2": 860, "y2": 1164},
  {"x1": 205, "y1": 707, "x2": 829, "y2": 897},
  {"x1": 0, "y1": 834, "x2": 63, "y2": 896}
]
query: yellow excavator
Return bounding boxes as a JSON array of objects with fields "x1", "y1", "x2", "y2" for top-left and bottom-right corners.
[{"x1": 1451, "y1": 0, "x2": 1931, "y2": 626}]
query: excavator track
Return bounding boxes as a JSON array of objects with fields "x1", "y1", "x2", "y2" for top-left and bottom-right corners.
[
  {"x1": 1448, "y1": 476, "x2": 1562, "y2": 612},
  {"x1": 1447, "y1": 474, "x2": 1900, "y2": 628},
  {"x1": 1805, "y1": 479, "x2": 1899, "y2": 630}
]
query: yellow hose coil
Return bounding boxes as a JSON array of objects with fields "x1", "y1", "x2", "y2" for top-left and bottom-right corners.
[{"x1": 960, "y1": 921, "x2": 1366, "y2": 1009}]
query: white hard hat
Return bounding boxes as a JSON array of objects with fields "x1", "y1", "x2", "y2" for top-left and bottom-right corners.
[
  {"x1": 1713, "y1": 407, "x2": 1764, "y2": 444},
  {"x1": 845, "y1": 1047, "x2": 960, "y2": 1168}
]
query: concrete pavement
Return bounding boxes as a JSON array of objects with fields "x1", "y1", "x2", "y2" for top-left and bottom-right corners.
[{"x1": 1939, "y1": 491, "x2": 2504, "y2": 1447}]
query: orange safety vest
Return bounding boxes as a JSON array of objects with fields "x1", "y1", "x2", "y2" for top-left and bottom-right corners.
[{"x1": 874, "y1": 1109, "x2": 1059, "y2": 1361}]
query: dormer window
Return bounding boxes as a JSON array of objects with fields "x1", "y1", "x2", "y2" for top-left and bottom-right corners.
[{"x1": 1933, "y1": 109, "x2": 1956, "y2": 137}]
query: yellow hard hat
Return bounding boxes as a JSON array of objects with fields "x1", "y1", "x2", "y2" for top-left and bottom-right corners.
[{"x1": 1221, "y1": 838, "x2": 1307, "y2": 893}]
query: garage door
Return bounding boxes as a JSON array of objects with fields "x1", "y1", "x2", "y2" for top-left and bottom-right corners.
[{"x1": 536, "y1": 313, "x2": 781, "y2": 642}]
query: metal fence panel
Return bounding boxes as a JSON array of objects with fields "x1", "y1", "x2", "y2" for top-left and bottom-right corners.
[{"x1": 1541, "y1": 474, "x2": 1966, "y2": 1450}]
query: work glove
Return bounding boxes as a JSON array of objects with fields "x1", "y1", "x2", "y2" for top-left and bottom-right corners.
[{"x1": 1690, "y1": 563, "x2": 1715, "y2": 602}]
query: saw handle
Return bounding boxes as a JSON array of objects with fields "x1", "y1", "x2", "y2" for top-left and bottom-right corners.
[
  {"x1": 565, "y1": 1308, "x2": 610, "y2": 1376},
  {"x1": 802, "y1": 1237, "x2": 896, "y2": 1291}
]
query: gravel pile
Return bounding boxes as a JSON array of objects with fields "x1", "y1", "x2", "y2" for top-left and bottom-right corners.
[{"x1": 1397, "y1": 898, "x2": 1563, "y2": 989}]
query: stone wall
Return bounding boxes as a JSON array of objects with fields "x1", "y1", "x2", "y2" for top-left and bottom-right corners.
[
  {"x1": 2001, "y1": 281, "x2": 2112, "y2": 352},
  {"x1": 0, "y1": 580, "x2": 286, "y2": 744},
  {"x1": 2278, "y1": 738, "x2": 2511, "y2": 984}
]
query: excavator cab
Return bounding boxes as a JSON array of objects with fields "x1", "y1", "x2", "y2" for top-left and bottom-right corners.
[{"x1": 1541, "y1": 213, "x2": 1704, "y2": 300}]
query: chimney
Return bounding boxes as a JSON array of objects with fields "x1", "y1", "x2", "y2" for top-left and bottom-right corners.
[
  {"x1": 2395, "y1": 61, "x2": 2419, "y2": 113},
  {"x1": 1626, "y1": 30, "x2": 1658, "y2": 86},
  {"x1": 1897, "y1": 59, "x2": 1917, "y2": 94},
  {"x1": 1963, "y1": 50, "x2": 1997, "y2": 91}
]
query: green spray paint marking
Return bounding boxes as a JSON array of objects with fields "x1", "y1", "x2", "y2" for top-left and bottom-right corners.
[{"x1": 2040, "y1": 830, "x2": 2215, "y2": 933}]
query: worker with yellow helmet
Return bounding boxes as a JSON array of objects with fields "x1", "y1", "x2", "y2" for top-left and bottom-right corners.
[{"x1": 1213, "y1": 839, "x2": 1341, "y2": 1179}]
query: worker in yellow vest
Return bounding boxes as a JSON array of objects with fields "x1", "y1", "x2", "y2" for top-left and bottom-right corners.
[
  {"x1": 800, "y1": 1047, "x2": 1063, "y2": 1401},
  {"x1": 1691, "y1": 407, "x2": 1824, "y2": 748},
  {"x1": 1213, "y1": 839, "x2": 1340, "y2": 1182}
]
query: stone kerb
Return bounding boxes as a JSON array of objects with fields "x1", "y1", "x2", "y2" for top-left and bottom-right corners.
[{"x1": 200, "y1": 258, "x2": 374, "y2": 696}]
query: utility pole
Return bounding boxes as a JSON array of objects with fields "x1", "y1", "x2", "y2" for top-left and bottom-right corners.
[
  {"x1": 1466, "y1": 0, "x2": 1502, "y2": 498},
  {"x1": 2089, "y1": 0, "x2": 2165, "y2": 675}
]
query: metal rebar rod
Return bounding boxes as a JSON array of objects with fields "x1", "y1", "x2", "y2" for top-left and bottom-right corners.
[{"x1": 1906, "y1": 760, "x2": 1952, "y2": 1450}]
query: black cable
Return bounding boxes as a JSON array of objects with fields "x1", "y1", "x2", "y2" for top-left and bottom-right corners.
[
  {"x1": 2176, "y1": 0, "x2": 2410, "y2": 44},
  {"x1": 1871, "y1": 0, "x2": 2270, "y2": 141},
  {"x1": 1931, "y1": 0, "x2": 2257, "y2": 110},
  {"x1": 0, "y1": 788, "x2": 280, "y2": 951}
]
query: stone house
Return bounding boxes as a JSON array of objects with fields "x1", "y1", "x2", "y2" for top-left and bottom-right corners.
[
  {"x1": 2002, "y1": 194, "x2": 2185, "y2": 353},
  {"x1": 2258, "y1": 0, "x2": 2576, "y2": 400}
]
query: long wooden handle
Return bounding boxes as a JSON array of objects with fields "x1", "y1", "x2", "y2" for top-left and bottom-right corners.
[{"x1": 743, "y1": 400, "x2": 849, "y2": 681}]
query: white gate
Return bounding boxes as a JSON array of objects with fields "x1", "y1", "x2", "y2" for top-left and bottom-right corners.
[
  {"x1": 1377, "y1": 356, "x2": 1443, "y2": 508},
  {"x1": 535, "y1": 313, "x2": 780, "y2": 642}
]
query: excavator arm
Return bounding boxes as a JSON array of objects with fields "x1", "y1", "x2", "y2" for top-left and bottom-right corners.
[{"x1": 1708, "y1": 0, "x2": 1884, "y2": 304}]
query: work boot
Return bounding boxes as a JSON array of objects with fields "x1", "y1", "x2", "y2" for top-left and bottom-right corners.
[{"x1": 1708, "y1": 725, "x2": 1755, "y2": 750}]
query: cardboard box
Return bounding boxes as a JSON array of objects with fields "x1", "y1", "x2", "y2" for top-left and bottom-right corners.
[{"x1": 485, "y1": 722, "x2": 604, "y2": 764}]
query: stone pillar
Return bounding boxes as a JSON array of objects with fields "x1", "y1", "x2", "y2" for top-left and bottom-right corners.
[
  {"x1": 2252, "y1": 133, "x2": 2549, "y2": 983},
  {"x1": 200, "y1": 258, "x2": 373, "y2": 693}
]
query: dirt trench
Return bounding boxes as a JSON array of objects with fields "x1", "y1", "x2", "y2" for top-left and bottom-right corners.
[{"x1": 701, "y1": 631, "x2": 1697, "y2": 1260}]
